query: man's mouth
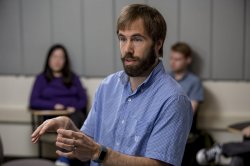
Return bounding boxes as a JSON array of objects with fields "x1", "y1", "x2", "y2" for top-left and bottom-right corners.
[{"x1": 124, "y1": 58, "x2": 137, "y2": 65}]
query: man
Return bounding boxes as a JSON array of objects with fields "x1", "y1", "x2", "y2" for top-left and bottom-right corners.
[
  {"x1": 169, "y1": 42, "x2": 203, "y2": 113},
  {"x1": 169, "y1": 42, "x2": 205, "y2": 166},
  {"x1": 31, "y1": 4, "x2": 193, "y2": 166},
  {"x1": 197, "y1": 125, "x2": 250, "y2": 166}
]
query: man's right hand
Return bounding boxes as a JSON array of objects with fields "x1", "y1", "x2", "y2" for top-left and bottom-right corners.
[{"x1": 31, "y1": 116, "x2": 77, "y2": 144}]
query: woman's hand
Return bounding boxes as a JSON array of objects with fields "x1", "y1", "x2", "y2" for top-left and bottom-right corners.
[
  {"x1": 242, "y1": 126, "x2": 250, "y2": 137},
  {"x1": 67, "y1": 106, "x2": 76, "y2": 113},
  {"x1": 31, "y1": 116, "x2": 76, "y2": 143},
  {"x1": 55, "y1": 103, "x2": 65, "y2": 110},
  {"x1": 55, "y1": 129, "x2": 100, "y2": 162}
]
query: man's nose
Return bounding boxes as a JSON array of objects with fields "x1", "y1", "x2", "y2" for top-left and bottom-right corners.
[{"x1": 123, "y1": 40, "x2": 134, "y2": 54}]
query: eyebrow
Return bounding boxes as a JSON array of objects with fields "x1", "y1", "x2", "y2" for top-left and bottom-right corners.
[{"x1": 118, "y1": 33, "x2": 146, "y2": 39}]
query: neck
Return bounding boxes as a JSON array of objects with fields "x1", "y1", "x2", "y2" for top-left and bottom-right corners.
[
  {"x1": 53, "y1": 72, "x2": 62, "y2": 78},
  {"x1": 129, "y1": 59, "x2": 159, "y2": 92},
  {"x1": 174, "y1": 70, "x2": 187, "y2": 81}
]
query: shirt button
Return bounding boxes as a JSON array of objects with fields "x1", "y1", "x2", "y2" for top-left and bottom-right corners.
[
  {"x1": 128, "y1": 98, "x2": 132, "y2": 102},
  {"x1": 121, "y1": 120, "x2": 125, "y2": 124}
]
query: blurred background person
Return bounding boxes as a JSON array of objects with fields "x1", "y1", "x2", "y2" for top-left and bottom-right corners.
[
  {"x1": 169, "y1": 42, "x2": 203, "y2": 113},
  {"x1": 169, "y1": 42, "x2": 204, "y2": 133},
  {"x1": 169, "y1": 42, "x2": 212, "y2": 166},
  {"x1": 29, "y1": 44, "x2": 88, "y2": 166}
]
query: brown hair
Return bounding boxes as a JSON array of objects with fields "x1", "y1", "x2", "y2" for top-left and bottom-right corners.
[
  {"x1": 117, "y1": 4, "x2": 167, "y2": 57},
  {"x1": 171, "y1": 42, "x2": 192, "y2": 58}
]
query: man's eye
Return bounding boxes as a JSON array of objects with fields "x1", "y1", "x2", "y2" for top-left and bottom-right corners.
[
  {"x1": 119, "y1": 37, "x2": 126, "y2": 42},
  {"x1": 132, "y1": 37, "x2": 143, "y2": 42}
]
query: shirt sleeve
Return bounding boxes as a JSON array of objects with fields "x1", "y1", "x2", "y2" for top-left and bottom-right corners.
[
  {"x1": 189, "y1": 79, "x2": 204, "y2": 102},
  {"x1": 144, "y1": 95, "x2": 193, "y2": 166},
  {"x1": 80, "y1": 84, "x2": 101, "y2": 138},
  {"x1": 29, "y1": 75, "x2": 56, "y2": 110}
]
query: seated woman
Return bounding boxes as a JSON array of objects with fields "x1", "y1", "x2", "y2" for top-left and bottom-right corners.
[{"x1": 29, "y1": 44, "x2": 88, "y2": 166}]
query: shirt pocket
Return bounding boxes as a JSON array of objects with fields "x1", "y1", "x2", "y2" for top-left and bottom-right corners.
[{"x1": 125, "y1": 119, "x2": 153, "y2": 155}]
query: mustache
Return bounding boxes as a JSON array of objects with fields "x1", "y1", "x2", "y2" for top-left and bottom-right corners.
[{"x1": 121, "y1": 53, "x2": 140, "y2": 62}]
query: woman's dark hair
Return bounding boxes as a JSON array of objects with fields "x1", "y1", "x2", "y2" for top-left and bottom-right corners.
[{"x1": 43, "y1": 44, "x2": 73, "y2": 87}]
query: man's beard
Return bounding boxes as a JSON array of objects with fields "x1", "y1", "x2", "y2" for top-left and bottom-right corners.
[{"x1": 121, "y1": 45, "x2": 157, "y2": 77}]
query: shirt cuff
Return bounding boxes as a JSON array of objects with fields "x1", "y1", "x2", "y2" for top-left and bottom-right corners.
[{"x1": 80, "y1": 124, "x2": 94, "y2": 138}]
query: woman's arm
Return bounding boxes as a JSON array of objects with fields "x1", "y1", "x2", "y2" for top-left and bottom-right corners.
[{"x1": 29, "y1": 75, "x2": 55, "y2": 110}]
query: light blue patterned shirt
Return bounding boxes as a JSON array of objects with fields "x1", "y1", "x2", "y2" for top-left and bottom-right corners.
[{"x1": 81, "y1": 61, "x2": 193, "y2": 166}]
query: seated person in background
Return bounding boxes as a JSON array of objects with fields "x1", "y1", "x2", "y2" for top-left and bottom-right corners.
[
  {"x1": 29, "y1": 44, "x2": 88, "y2": 166},
  {"x1": 169, "y1": 42, "x2": 205, "y2": 166},
  {"x1": 169, "y1": 42, "x2": 203, "y2": 130},
  {"x1": 169, "y1": 42, "x2": 203, "y2": 113},
  {"x1": 197, "y1": 126, "x2": 250, "y2": 166}
]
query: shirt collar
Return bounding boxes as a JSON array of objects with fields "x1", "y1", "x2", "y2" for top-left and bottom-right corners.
[
  {"x1": 170, "y1": 71, "x2": 189, "y2": 82},
  {"x1": 119, "y1": 60, "x2": 166, "y2": 90}
]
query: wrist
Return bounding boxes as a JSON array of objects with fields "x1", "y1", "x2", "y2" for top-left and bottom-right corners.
[
  {"x1": 91, "y1": 144, "x2": 101, "y2": 161},
  {"x1": 92, "y1": 144, "x2": 108, "y2": 163}
]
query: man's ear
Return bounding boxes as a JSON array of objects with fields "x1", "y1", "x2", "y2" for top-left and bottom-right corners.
[
  {"x1": 187, "y1": 57, "x2": 192, "y2": 65},
  {"x1": 155, "y1": 40, "x2": 163, "y2": 56}
]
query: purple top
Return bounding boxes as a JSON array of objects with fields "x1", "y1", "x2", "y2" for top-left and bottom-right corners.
[{"x1": 29, "y1": 73, "x2": 87, "y2": 110}]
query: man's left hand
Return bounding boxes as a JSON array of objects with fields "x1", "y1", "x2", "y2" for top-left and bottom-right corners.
[{"x1": 56, "y1": 129, "x2": 100, "y2": 162}]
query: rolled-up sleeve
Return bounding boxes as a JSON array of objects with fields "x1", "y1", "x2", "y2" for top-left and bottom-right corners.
[{"x1": 80, "y1": 84, "x2": 102, "y2": 138}]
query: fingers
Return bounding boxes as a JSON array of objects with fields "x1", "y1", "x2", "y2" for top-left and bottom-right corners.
[
  {"x1": 56, "y1": 129, "x2": 84, "y2": 152},
  {"x1": 31, "y1": 121, "x2": 45, "y2": 138},
  {"x1": 56, "y1": 141, "x2": 75, "y2": 152},
  {"x1": 56, "y1": 136, "x2": 79, "y2": 146},
  {"x1": 56, "y1": 150, "x2": 74, "y2": 158},
  {"x1": 31, "y1": 120, "x2": 55, "y2": 143},
  {"x1": 56, "y1": 129, "x2": 98, "y2": 162},
  {"x1": 31, "y1": 121, "x2": 47, "y2": 143},
  {"x1": 57, "y1": 129, "x2": 84, "y2": 140}
]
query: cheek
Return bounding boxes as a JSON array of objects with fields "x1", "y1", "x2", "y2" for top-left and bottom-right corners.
[
  {"x1": 171, "y1": 60, "x2": 181, "y2": 68},
  {"x1": 135, "y1": 45, "x2": 150, "y2": 58},
  {"x1": 49, "y1": 58, "x2": 56, "y2": 68},
  {"x1": 120, "y1": 45, "x2": 125, "y2": 56},
  {"x1": 49, "y1": 58, "x2": 64, "y2": 69},
  {"x1": 57, "y1": 59, "x2": 65, "y2": 66},
  {"x1": 175, "y1": 61, "x2": 182, "y2": 67}
]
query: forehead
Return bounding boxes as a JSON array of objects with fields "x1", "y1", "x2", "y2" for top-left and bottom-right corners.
[
  {"x1": 51, "y1": 49, "x2": 64, "y2": 56},
  {"x1": 118, "y1": 19, "x2": 148, "y2": 37},
  {"x1": 170, "y1": 51, "x2": 186, "y2": 59}
]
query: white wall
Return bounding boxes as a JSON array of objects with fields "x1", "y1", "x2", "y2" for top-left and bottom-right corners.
[{"x1": 0, "y1": 76, "x2": 250, "y2": 156}]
